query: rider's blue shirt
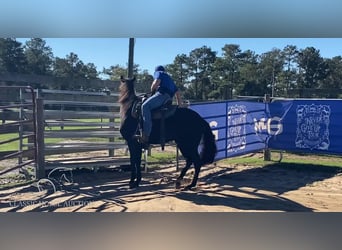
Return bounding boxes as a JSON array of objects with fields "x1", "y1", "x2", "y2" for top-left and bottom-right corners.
[{"x1": 154, "y1": 71, "x2": 178, "y2": 97}]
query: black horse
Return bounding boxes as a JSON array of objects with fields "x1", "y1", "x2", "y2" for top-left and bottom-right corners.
[{"x1": 118, "y1": 76, "x2": 217, "y2": 190}]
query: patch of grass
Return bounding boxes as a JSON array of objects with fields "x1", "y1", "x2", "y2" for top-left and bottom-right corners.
[
  {"x1": 0, "y1": 118, "x2": 117, "y2": 151},
  {"x1": 0, "y1": 133, "x2": 20, "y2": 151},
  {"x1": 217, "y1": 151, "x2": 342, "y2": 171},
  {"x1": 280, "y1": 153, "x2": 342, "y2": 168},
  {"x1": 145, "y1": 150, "x2": 178, "y2": 164},
  {"x1": 218, "y1": 153, "x2": 266, "y2": 166},
  {"x1": 144, "y1": 149, "x2": 342, "y2": 171}
]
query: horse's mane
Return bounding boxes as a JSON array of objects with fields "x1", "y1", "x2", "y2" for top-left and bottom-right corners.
[{"x1": 118, "y1": 77, "x2": 138, "y2": 123}]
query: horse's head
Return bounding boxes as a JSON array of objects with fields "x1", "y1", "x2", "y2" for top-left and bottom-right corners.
[
  {"x1": 119, "y1": 76, "x2": 136, "y2": 104},
  {"x1": 119, "y1": 76, "x2": 138, "y2": 138}
]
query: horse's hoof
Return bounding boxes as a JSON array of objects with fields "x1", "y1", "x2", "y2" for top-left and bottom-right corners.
[
  {"x1": 183, "y1": 185, "x2": 196, "y2": 191},
  {"x1": 129, "y1": 181, "x2": 138, "y2": 189},
  {"x1": 175, "y1": 181, "x2": 181, "y2": 189}
]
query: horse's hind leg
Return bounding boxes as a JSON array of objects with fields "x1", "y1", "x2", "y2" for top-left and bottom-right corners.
[
  {"x1": 185, "y1": 155, "x2": 201, "y2": 190},
  {"x1": 175, "y1": 159, "x2": 192, "y2": 189},
  {"x1": 176, "y1": 142, "x2": 202, "y2": 190}
]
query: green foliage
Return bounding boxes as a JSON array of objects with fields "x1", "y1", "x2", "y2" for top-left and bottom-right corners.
[
  {"x1": 2, "y1": 38, "x2": 342, "y2": 99},
  {"x1": 24, "y1": 38, "x2": 53, "y2": 76},
  {"x1": 0, "y1": 38, "x2": 27, "y2": 73},
  {"x1": 53, "y1": 53, "x2": 99, "y2": 90},
  {"x1": 296, "y1": 47, "x2": 328, "y2": 94}
]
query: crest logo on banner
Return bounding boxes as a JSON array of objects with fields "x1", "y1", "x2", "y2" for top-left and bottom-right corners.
[
  {"x1": 296, "y1": 104, "x2": 330, "y2": 150},
  {"x1": 227, "y1": 104, "x2": 247, "y2": 152}
]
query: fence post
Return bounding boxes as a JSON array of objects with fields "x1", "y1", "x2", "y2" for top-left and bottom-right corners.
[
  {"x1": 109, "y1": 117, "x2": 115, "y2": 157},
  {"x1": 263, "y1": 94, "x2": 271, "y2": 161},
  {"x1": 35, "y1": 97, "x2": 45, "y2": 179}
]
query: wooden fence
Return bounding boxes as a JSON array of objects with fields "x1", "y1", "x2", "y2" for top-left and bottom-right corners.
[
  {"x1": 0, "y1": 86, "x2": 37, "y2": 183},
  {"x1": 31, "y1": 88, "x2": 133, "y2": 178},
  {"x1": 0, "y1": 87, "x2": 138, "y2": 183}
]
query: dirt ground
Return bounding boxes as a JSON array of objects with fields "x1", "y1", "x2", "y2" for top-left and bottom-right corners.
[{"x1": 0, "y1": 150, "x2": 341, "y2": 212}]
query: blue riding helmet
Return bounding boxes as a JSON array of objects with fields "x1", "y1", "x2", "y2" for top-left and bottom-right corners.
[{"x1": 155, "y1": 65, "x2": 165, "y2": 72}]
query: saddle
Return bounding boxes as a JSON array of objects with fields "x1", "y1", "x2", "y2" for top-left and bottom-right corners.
[{"x1": 131, "y1": 98, "x2": 177, "y2": 150}]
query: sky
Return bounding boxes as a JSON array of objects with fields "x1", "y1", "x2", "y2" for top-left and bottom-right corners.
[
  {"x1": 6, "y1": 1, "x2": 342, "y2": 79},
  {"x1": 16, "y1": 38, "x2": 342, "y2": 79}
]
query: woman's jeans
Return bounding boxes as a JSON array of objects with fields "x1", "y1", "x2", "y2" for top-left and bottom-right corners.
[{"x1": 141, "y1": 91, "x2": 171, "y2": 137}]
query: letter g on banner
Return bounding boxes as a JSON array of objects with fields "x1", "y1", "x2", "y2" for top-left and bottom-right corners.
[{"x1": 268, "y1": 116, "x2": 283, "y2": 135}]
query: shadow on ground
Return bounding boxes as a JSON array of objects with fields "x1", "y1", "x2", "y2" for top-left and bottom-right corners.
[
  {"x1": 0, "y1": 162, "x2": 340, "y2": 212},
  {"x1": 173, "y1": 163, "x2": 340, "y2": 211}
]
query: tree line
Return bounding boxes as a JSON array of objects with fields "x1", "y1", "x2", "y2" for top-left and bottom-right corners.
[{"x1": 1, "y1": 38, "x2": 342, "y2": 99}]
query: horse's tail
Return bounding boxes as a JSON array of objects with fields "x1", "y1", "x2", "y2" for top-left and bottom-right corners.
[{"x1": 200, "y1": 121, "x2": 217, "y2": 165}]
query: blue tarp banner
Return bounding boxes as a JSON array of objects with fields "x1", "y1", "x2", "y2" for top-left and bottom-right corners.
[
  {"x1": 190, "y1": 99, "x2": 342, "y2": 161},
  {"x1": 190, "y1": 100, "x2": 268, "y2": 161},
  {"x1": 268, "y1": 99, "x2": 342, "y2": 155}
]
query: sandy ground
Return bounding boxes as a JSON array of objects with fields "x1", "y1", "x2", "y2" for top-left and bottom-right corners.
[{"x1": 0, "y1": 150, "x2": 341, "y2": 212}]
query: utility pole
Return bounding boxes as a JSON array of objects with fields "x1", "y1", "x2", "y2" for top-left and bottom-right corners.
[
  {"x1": 272, "y1": 66, "x2": 275, "y2": 97},
  {"x1": 128, "y1": 38, "x2": 135, "y2": 78}
]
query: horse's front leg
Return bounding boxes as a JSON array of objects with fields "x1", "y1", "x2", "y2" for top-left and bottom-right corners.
[
  {"x1": 127, "y1": 139, "x2": 142, "y2": 189},
  {"x1": 175, "y1": 159, "x2": 192, "y2": 189}
]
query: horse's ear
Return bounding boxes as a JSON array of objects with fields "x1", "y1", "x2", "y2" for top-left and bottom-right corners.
[{"x1": 120, "y1": 75, "x2": 124, "y2": 81}]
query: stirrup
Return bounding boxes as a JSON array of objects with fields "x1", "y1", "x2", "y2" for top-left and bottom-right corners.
[
  {"x1": 133, "y1": 134, "x2": 143, "y2": 143},
  {"x1": 133, "y1": 134, "x2": 141, "y2": 140},
  {"x1": 133, "y1": 134, "x2": 149, "y2": 149}
]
